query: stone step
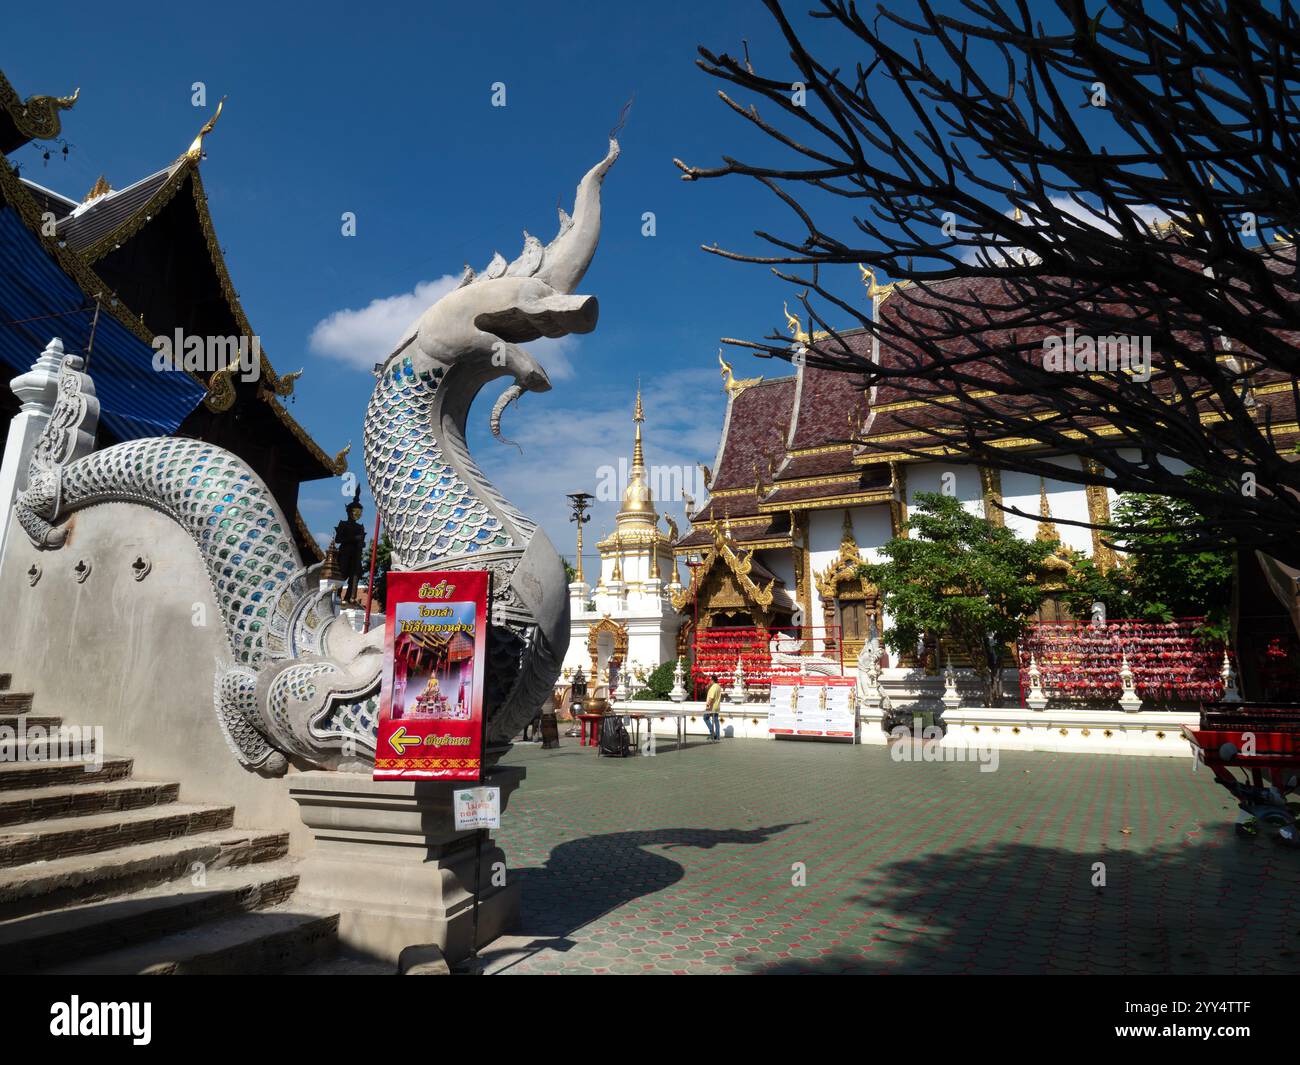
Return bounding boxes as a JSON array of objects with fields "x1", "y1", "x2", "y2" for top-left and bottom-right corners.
[
  {"x1": 37, "y1": 905, "x2": 341, "y2": 975},
  {"x1": 0, "y1": 802, "x2": 235, "y2": 869},
  {"x1": 0, "y1": 862, "x2": 301, "y2": 972},
  {"x1": 0, "y1": 715, "x2": 62, "y2": 731},
  {"x1": 0, "y1": 756, "x2": 133, "y2": 792},
  {"x1": 0, "y1": 827, "x2": 290, "y2": 921},
  {"x1": 0, "y1": 779, "x2": 179, "y2": 828},
  {"x1": 0, "y1": 694, "x2": 33, "y2": 714}
]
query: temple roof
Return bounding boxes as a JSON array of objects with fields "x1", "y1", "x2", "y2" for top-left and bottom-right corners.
[
  {"x1": 707, "y1": 376, "x2": 796, "y2": 493},
  {"x1": 0, "y1": 79, "x2": 343, "y2": 560},
  {"x1": 38, "y1": 116, "x2": 346, "y2": 486},
  {"x1": 670, "y1": 521, "x2": 796, "y2": 616},
  {"x1": 56, "y1": 166, "x2": 175, "y2": 253}
]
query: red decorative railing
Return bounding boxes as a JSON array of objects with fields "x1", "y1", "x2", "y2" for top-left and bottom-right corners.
[
  {"x1": 1018, "y1": 618, "x2": 1226, "y2": 705},
  {"x1": 690, "y1": 625, "x2": 844, "y2": 697}
]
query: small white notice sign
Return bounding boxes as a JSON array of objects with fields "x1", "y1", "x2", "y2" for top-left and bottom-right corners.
[{"x1": 453, "y1": 786, "x2": 501, "y2": 830}]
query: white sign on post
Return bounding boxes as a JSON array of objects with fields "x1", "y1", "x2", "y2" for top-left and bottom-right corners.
[{"x1": 453, "y1": 786, "x2": 501, "y2": 830}]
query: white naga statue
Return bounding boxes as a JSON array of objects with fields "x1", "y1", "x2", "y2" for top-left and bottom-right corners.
[
  {"x1": 854, "y1": 621, "x2": 890, "y2": 711},
  {"x1": 14, "y1": 140, "x2": 619, "y2": 774}
]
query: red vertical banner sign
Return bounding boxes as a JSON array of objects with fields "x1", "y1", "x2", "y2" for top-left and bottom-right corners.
[{"x1": 374, "y1": 571, "x2": 489, "y2": 781}]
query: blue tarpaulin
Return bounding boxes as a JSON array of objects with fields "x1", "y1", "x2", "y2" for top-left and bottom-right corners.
[{"x1": 0, "y1": 206, "x2": 207, "y2": 440}]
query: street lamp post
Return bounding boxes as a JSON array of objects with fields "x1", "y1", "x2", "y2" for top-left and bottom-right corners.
[
  {"x1": 566, "y1": 491, "x2": 594, "y2": 585},
  {"x1": 565, "y1": 492, "x2": 595, "y2": 736}
]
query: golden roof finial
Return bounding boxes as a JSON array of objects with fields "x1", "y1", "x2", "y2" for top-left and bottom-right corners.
[
  {"x1": 83, "y1": 175, "x2": 112, "y2": 203},
  {"x1": 187, "y1": 97, "x2": 226, "y2": 161},
  {"x1": 858, "y1": 263, "x2": 900, "y2": 302},
  {"x1": 718, "y1": 348, "x2": 762, "y2": 398},
  {"x1": 783, "y1": 302, "x2": 809, "y2": 344}
]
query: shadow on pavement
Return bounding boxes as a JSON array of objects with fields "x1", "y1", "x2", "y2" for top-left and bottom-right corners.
[{"x1": 752, "y1": 831, "x2": 1300, "y2": 975}]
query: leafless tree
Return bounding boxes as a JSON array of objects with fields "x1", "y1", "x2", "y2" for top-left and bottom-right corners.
[{"x1": 677, "y1": 0, "x2": 1300, "y2": 567}]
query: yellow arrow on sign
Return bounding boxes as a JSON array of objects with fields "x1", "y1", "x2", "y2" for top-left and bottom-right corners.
[{"x1": 388, "y1": 727, "x2": 421, "y2": 755}]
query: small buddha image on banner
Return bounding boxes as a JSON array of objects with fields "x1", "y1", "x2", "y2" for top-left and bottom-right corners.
[{"x1": 374, "y1": 571, "x2": 489, "y2": 781}]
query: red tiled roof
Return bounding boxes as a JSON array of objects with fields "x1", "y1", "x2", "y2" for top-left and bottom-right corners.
[
  {"x1": 788, "y1": 359, "x2": 870, "y2": 451},
  {"x1": 708, "y1": 377, "x2": 797, "y2": 492}
]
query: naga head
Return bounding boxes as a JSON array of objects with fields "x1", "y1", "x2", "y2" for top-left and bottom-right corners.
[{"x1": 381, "y1": 139, "x2": 620, "y2": 438}]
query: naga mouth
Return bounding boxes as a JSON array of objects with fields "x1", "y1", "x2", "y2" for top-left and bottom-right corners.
[{"x1": 475, "y1": 293, "x2": 598, "y2": 342}]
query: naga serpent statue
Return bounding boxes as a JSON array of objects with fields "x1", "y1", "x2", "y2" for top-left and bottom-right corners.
[{"x1": 14, "y1": 139, "x2": 619, "y2": 774}]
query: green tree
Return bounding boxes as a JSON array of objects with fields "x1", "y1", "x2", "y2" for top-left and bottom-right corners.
[
  {"x1": 863, "y1": 492, "x2": 1056, "y2": 706},
  {"x1": 1062, "y1": 490, "x2": 1234, "y2": 640},
  {"x1": 632, "y1": 660, "x2": 678, "y2": 701}
]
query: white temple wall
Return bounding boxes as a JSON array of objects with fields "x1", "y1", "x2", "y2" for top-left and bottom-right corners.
[
  {"x1": 761, "y1": 551, "x2": 796, "y2": 602},
  {"x1": 0, "y1": 502, "x2": 312, "y2": 851},
  {"x1": 904, "y1": 461, "x2": 984, "y2": 518},
  {"x1": 1000, "y1": 457, "x2": 1093, "y2": 556}
]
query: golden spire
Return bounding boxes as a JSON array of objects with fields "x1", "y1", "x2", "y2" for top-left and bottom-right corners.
[
  {"x1": 187, "y1": 97, "x2": 226, "y2": 160},
  {"x1": 618, "y1": 384, "x2": 656, "y2": 521},
  {"x1": 632, "y1": 381, "x2": 645, "y2": 471}
]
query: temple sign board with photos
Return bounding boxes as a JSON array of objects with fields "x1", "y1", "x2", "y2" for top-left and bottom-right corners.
[
  {"x1": 375, "y1": 572, "x2": 490, "y2": 781},
  {"x1": 769, "y1": 675, "x2": 858, "y2": 742}
]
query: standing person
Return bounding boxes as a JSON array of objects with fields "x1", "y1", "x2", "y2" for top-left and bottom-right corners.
[{"x1": 704, "y1": 675, "x2": 723, "y2": 742}]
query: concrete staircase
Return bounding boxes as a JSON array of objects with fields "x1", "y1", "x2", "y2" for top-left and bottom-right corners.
[{"x1": 0, "y1": 672, "x2": 386, "y2": 975}]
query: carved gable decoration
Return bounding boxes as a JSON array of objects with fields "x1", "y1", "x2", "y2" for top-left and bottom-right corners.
[
  {"x1": 670, "y1": 521, "x2": 775, "y2": 614},
  {"x1": 814, "y1": 510, "x2": 875, "y2": 601}
]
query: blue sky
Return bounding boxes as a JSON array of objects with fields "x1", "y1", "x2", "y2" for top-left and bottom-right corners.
[{"x1": 2, "y1": 0, "x2": 1083, "y2": 569}]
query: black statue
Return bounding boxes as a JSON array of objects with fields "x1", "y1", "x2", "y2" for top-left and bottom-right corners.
[{"x1": 333, "y1": 489, "x2": 367, "y2": 603}]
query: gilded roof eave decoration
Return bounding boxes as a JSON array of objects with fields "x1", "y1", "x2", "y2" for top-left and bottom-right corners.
[
  {"x1": 294, "y1": 507, "x2": 325, "y2": 564},
  {"x1": 0, "y1": 72, "x2": 78, "y2": 143},
  {"x1": 718, "y1": 348, "x2": 762, "y2": 398},
  {"x1": 265, "y1": 394, "x2": 350, "y2": 475},
  {"x1": 670, "y1": 522, "x2": 777, "y2": 613},
  {"x1": 759, "y1": 488, "x2": 893, "y2": 513}
]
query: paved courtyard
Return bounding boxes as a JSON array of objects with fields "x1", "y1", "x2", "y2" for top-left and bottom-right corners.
[{"x1": 481, "y1": 736, "x2": 1300, "y2": 974}]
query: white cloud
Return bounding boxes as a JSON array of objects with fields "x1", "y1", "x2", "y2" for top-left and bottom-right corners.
[
  {"x1": 471, "y1": 366, "x2": 726, "y2": 571},
  {"x1": 308, "y1": 275, "x2": 460, "y2": 369},
  {"x1": 960, "y1": 197, "x2": 1172, "y2": 264},
  {"x1": 525, "y1": 335, "x2": 576, "y2": 381},
  {"x1": 308, "y1": 276, "x2": 578, "y2": 380}
]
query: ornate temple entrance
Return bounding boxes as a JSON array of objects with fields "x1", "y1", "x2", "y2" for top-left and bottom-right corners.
[
  {"x1": 814, "y1": 512, "x2": 883, "y2": 663},
  {"x1": 586, "y1": 615, "x2": 629, "y2": 686}
]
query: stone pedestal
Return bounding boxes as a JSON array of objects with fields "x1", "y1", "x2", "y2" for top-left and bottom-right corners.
[
  {"x1": 1, "y1": 338, "x2": 92, "y2": 574},
  {"x1": 288, "y1": 764, "x2": 526, "y2": 965}
]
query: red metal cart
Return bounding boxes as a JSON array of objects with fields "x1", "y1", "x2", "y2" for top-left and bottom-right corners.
[{"x1": 1183, "y1": 702, "x2": 1300, "y2": 846}]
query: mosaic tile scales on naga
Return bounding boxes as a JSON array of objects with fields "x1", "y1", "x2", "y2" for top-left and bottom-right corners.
[{"x1": 14, "y1": 139, "x2": 619, "y2": 774}]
